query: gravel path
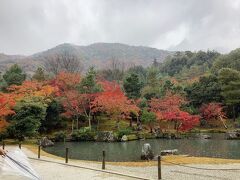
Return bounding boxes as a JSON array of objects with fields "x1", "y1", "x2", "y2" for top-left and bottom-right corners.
[{"x1": 1, "y1": 146, "x2": 240, "y2": 180}]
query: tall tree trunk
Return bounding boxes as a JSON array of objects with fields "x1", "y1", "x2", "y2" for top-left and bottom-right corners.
[
  {"x1": 219, "y1": 116, "x2": 228, "y2": 129},
  {"x1": 136, "y1": 116, "x2": 140, "y2": 131},
  {"x1": 129, "y1": 118, "x2": 133, "y2": 127},
  {"x1": 233, "y1": 105, "x2": 236, "y2": 121},
  {"x1": 97, "y1": 116, "x2": 99, "y2": 131},
  {"x1": 71, "y1": 119, "x2": 74, "y2": 134},
  {"x1": 76, "y1": 116, "x2": 79, "y2": 130},
  {"x1": 174, "y1": 120, "x2": 177, "y2": 130},
  {"x1": 88, "y1": 115, "x2": 91, "y2": 130}
]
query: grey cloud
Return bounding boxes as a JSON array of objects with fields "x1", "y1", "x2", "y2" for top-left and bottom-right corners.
[{"x1": 0, "y1": 0, "x2": 240, "y2": 55}]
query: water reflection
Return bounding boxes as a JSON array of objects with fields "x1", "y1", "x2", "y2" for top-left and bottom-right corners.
[{"x1": 44, "y1": 133, "x2": 240, "y2": 162}]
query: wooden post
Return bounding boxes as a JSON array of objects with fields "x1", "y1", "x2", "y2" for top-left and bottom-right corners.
[
  {"x1": 158, "y1": 155, "x2": 162, "y2": 180},
  {"x1": 2, "y1": 141, "x2": 5, "y2": 150},
  {"x1": 102, "y1": 150, "x2": 105, "y2": 170},
  {"x1": 65, "y1": 148, "x2": 69, "y2": 163},
  {"x1": 38, "y1": 145, "x2": 41, "y2": 159},
  {"x1": 19, "y1": 142, "x2": 22, "y2": 149}
]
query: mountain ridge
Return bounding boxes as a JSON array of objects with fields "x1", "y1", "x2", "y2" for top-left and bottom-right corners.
[{"x1": 0, "y1": 43, "x2": 173, "y2": 74}]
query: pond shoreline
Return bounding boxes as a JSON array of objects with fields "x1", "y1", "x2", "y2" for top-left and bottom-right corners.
[
  {"x1": 24, "y1": 144, "x2": 240, "y2": 166},
  {"x1": 54, "y1": 129, "x2": 230, "y2": 143},
  {"x1": 43, "y1": 133, "x2": 240, "y2": 162}
]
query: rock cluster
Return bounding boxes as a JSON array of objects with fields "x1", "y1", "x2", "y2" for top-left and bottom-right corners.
[
  {"x1": 39, "y1": 137, "x2": 54, "y2": 148},
  {"x1": 95, "y1": 131, "x2": 115, "y2": 142},
  {"x1": 226, "y1": 130, "x2": 240, "y2": 139}
]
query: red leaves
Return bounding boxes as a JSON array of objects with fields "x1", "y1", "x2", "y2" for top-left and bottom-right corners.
[
  {"x1": 0, "y1": 93, "x2": 16, "y2": 118},
  {"x1": 200, "y1": 103, "x2": 225, "y2": 121},
  {"x1": 50, "y1": 71, "x2": 81, "y2": 95},
  {"x1": 149, "y1": 93, "x2": 199, "y2": 131},
  {"x1": 8, "y1": 81, "x2": 57, "y2": 100},
  {"x1": 150, "y1": 93, "x2": 186, "y2": 113},
  {"x1": 163, "y1": 111, "x2": 199, "y2": 131},
  {"x1": 91, "y1": 81, "x2": 139, "y2": 118}
]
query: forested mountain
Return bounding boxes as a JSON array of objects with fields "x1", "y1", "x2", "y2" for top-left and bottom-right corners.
[
  {"x1": 159, "y1": 50, "x2": 221, "y2": 81},
  {"x1": 0, "y1": 43, "x2": 172, "y2": 74}
]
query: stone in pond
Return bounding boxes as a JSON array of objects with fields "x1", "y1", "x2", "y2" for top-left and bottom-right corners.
[
  {"x1": 141, "y1": 143, "x2": 154, "y2": 160},
  {"x1": 200, "y1": 134, "x2": 211, "y2": 139},
  {"x1": 226, "y1": 130, "x2": 240, "y2": 139},
  {"x1": 161, "y1": 149, "x2": 178, "y2": 156},
  {"x1": 121, "y1": 135, "x2": 128, "y2": 142},
  {"x1": 39, "y1": 137, "x2": 54, "y2": 148}
]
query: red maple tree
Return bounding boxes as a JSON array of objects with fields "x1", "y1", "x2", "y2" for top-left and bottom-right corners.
[
  {"x1": 200, "y1": 103, "x2": 227, "y2": 128},
  {"x1": 91, "y1": 81, "x2": 140, "y2": 128},
  {"x1": 0, "y1": 93, "x2": 16, "y2": 118},
  {"x1": 50, "y1": 72, "x2": 83, "y2": 132},
  {"x1": 149, "y1": 93, "x2": 199, "y2": 131},
  {"x1": 0, "y1": 93, "x2": 16, "y2": 130},
  {"x1": 50, "y1": 71, "x2": 81, "y2": 94}
]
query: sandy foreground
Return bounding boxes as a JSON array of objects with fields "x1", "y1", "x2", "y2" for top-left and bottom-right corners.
[{"x1": 1, "y1": 146, "x2": 240, "y2": 180}]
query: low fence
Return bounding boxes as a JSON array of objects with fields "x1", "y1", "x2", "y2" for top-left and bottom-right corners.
[{"x1": 2, "y1": 141, "x2": 240, "y2": 180}]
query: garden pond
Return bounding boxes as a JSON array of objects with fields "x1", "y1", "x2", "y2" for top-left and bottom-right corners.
[{"x1": 43, "y1": 133, "x2": 240, "y2": 162}]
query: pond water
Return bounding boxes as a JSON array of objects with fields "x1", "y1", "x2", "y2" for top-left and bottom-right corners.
[{"x1": 43, "y1": 133, "x2": 240, "y2": 162}]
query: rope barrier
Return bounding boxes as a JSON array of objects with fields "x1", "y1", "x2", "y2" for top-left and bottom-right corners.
[
  {"x1": 161, "y1": 159, "x2": 240, "y2": 171},
  {"x1": 28, "y1": 157, "x2": 151, "y2": 180}
]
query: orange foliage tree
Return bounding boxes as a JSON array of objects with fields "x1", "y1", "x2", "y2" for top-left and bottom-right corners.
[
  {"x1": 91, "y1": 81, "x2": 140, "y2": 129},
  {"x1": 50, "y1": 72, "x2": 82, "y2": 132},
  {"x1": 8, "y1": 80, "x2": 57, "y2": 102},
  {"x1": 0, "y1": 93, "x2": 16, "y2": 130},
  {"x1": 150, "y1": 93, "x2": 199, "y2": 131}
]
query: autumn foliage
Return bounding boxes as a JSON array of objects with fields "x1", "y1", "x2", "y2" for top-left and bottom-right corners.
[
  {"x1": 92, "y1": 81, "x2": 140, "y2": 119},
  {"x1": 0, "y1": 69, "x2": 200, "y2": 135},
  {"x1": 0, "y1": 93, "x2": 16, "y2": 118},
  {"x1": 50, "y1": 72, "x2": 81, "y2": 94},
  {"x1": 149, "y1": 93, "x2": 199, "y2": 131},
  {"x1": 8, "y1": 81, "x2": 56, "y2": 100},
  {"x1": 0, "y1": 93, "x2": 16, "y2": 130},
  {"x1": 200, "y1": 103, "x2": 225, "y2": 121}
]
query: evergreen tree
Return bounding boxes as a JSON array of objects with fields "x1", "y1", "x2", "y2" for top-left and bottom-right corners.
[
  {"x1": 185, "y1": 75, "x2": 222, "y2": 107},
  {"x1": 141, "y1": 67, "x2": 161, "y2": 99},
  {"x1": 7, "y1": 97, "x2": 47, "y2": 140},
  {"x1": 141, "y1": 109, "x2": 156, "y2": 132},
  {"x1": 123, "y1": 73, "x2": 143, "y2": 99},
  {"x1": 78, "y1": 67, "x2": 101, "y2": 93},
  {"x1": 32, "y1": 67, "x2": 47, "y2": 81},
  {"x1": 3, "y1": 64, "x2": 26, "y2": 86},
  {"x1": 218, "y1": 68, "x2": 240, "y2": 121}
]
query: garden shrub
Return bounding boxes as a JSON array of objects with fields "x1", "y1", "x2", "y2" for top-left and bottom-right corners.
[
  {"x1": 127, "y1": 134, "x2": 138, "y2": 141},
  {"x1": 53, "y1": 131, "x2": 66, "y2": 142},
  {"x1": 71, "y1": 127, "x2": 96, "y2": 141},
  {"x1": 115, "y1": 128, "x2": 133, "y2": 139}
]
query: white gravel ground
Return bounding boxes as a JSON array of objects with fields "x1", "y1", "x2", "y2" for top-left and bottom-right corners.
[{"x1": 1, "y1": 146, "x2": 240, "y2": 180}]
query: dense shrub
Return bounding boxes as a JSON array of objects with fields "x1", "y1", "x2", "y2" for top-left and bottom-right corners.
[
  {"x1": 115, "y1": 128, "x2": 133, "y2": 139},
  {"x1": 53, "y1": 131, "x2": 66, "y2": 142},
  {"x1": 71, "y1": 127, "x2": 96, "y2": 141}
]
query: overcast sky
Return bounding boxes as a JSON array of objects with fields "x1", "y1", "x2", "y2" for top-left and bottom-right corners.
[{"x1": 1, "y1": 0, "x2": 240, "y2": 55}]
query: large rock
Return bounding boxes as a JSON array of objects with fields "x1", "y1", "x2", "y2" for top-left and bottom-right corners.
[
  {"x1": 161, "y1": 149, "x2": 178, "y2": 156},
  {"x1": 200, "y1": 134, "x2": 211, "y2": 139},
  {"x1": 141, "y1": 143, "x2": 154, "y2": 160},
  {"x1": 121, "y1": 135, "x2": 128, "y2": 142},
  {"x1": 226, "y1": 130, "x2": 240, "y2": 139},
  {"x1": 155, "y1": 128, "x2": 163, "y2": 138},
  {"x1": 39, "y1": 137, "x2": 54, "y2": 148},
  {"x1": 95, "y1": 131, "x2": 115, "y2": 142}
]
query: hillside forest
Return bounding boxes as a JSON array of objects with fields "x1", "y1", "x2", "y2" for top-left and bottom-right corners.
[{"x1": 1, "y1": 48, "x2": 240, "y2": 141}]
